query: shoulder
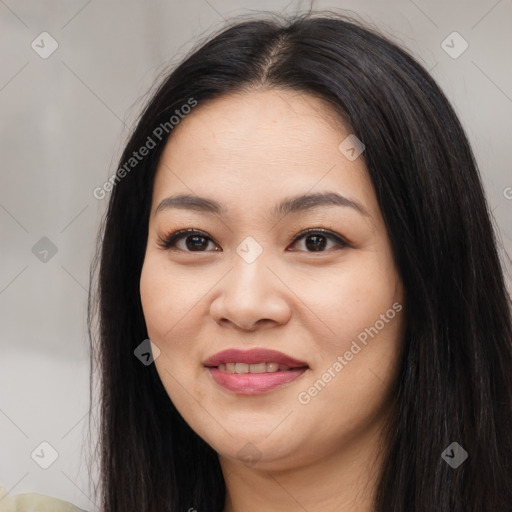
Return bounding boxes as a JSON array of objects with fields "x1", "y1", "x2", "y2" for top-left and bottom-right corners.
[{"x1": 0, "y1": 486, "x2": 86, "y2": 512}]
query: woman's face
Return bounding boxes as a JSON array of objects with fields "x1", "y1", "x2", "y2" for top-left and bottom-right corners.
[{"x1": 140, "y1": 88, "x2": 405, "y2": 471}]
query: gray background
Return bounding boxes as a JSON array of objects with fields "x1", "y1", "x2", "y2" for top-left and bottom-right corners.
[{"x1": 1, "y1": 0, "x2": 511, "y2": 510}]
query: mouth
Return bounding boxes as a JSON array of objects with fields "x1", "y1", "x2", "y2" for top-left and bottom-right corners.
[
  {"x1": 203, "y1": 348, "x2": 309, "y2": 394},
  {"x1": 215, "y1": 362, "x2": 306, "y2": 373}
]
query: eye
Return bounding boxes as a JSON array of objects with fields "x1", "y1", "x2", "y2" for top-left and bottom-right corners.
[
  {"x1": 288, "y1": 228, "x2": 349, "y2": 253},
  {"x1": 157, "y1": 227, "x2": 348, "y2": 253},
  {"x1": 157, "y1": 228, "x2": 220, "y2": 252}
]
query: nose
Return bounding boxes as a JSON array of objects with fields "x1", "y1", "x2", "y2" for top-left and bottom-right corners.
[{"x1": 209, "y1": 249, "x2": 292, "y2": 332}]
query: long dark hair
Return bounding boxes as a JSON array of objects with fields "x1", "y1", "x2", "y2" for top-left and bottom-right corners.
[{"x1": 88, "y1": 10, "x2": 512, "y2": 512}]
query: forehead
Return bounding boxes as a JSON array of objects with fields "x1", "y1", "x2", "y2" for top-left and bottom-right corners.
[
  {"x1": 166, "y1": 88, "x2": 348, "y2": 156},
  {"x1": 151, "y1": 89, "x2": 376, "y2": 221}
]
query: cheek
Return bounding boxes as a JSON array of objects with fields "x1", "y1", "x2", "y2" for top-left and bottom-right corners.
[
  {"x1": 139, "y1": 255, "x2": 213, "y2": 401},
  {"x1": 297, "y1": 280, "x2": 404, "y2": 439},
  {"x1": 139, "y1": 255, "x2": 203, "y2": 341},
  {"x1": 140, "y1": 260, "x2": 172, "y2": 341},
  {"x1": 139, "y1": 257, "x2": 205, "y2": 405},
  {"x1": 307, "y1": 267, "x2": 404, "y2": 424},
  {"x1": 302, "y1": 258, "x2": 402, "y2": 358}
]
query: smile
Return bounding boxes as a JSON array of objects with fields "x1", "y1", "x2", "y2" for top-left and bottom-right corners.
[
  {"x1": 218, "y1": 362, "x2": 296, "y2": 373},
  {"x1": 203, "y1": 347, "x2": 309, "y2": 394}
]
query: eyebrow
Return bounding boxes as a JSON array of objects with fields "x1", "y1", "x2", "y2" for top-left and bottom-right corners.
[{"x1": 155, "y1": 191, "x2": 371, "y2": 218}]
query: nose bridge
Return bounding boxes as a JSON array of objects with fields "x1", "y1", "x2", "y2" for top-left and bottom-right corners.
[
  {"x1": 210, "y1": 236, "x2": 291, "y2": 329},
  {"x1": 230, "y1": 235, "x2": 271, "y2": 298}
]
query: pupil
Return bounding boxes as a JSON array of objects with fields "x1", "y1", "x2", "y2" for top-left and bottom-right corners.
[
  {"x1": 186, "y1": 235, "x2": 208, "y2": 251},
  {"x1": 305, "y1": 234, "x2": 327, "y2": 251}
]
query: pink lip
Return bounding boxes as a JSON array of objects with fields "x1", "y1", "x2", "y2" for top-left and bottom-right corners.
[
  {"x1": 203, "y1": 348, "x2": 309, "y2": 395},
  {"x1": 207, "y1": 367, "x2": 308, "y2": 394},
  {"x1": 202, "y1": 348, "x2": 308, "y2": 368}
]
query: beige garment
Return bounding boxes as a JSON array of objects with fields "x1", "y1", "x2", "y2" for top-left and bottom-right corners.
[{"x1": 0, "y1": 486, "x2": 85, "y2": 512}]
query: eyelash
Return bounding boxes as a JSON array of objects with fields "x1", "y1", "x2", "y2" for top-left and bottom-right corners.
[{"x1": 156, "y1": 227, "x2": 349, "y2": 253}]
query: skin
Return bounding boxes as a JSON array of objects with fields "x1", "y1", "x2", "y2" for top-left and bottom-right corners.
[{"x1": 139, "y1": 88, "x2": 406, "y2": 512}]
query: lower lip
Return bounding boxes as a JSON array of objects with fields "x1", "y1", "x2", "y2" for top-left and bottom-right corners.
[{"x1": 206, "y1": 367, "x2": 308, "y2": 395}]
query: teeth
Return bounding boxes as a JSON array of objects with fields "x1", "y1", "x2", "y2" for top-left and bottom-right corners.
[
  {"x1": 217, "y1": 362, "x2": 292, "y2": 374},
  {"x1": 247, "y1": 362, "x2": 266, "y2": 373},
  {"x1": 266, "y1": 362, "x2": 279, "y2": 372},
  {"x1": 235, "y1": 362, "x2": 249, "y2": 373}
]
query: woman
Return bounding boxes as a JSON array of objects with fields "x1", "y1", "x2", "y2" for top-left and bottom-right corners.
[{"x1": 87, "y1": 11, "x2": 512, "y2": 512}]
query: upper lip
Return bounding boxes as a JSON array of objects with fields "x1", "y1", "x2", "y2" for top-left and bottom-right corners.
[{"x1": 203, "y1": 348, "x2": 308, "y2": 368}]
